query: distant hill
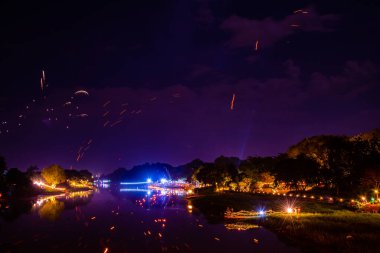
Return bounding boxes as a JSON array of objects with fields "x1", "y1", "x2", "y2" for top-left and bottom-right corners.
[{"x1": 106, "y1": 159, "x2": 204, "y2": 182}]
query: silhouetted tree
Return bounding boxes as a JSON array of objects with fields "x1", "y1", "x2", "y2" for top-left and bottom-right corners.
[
  {"x1": 274, "y1": 154, "x2": 319, "y2": 191},
  {"x1": 5, "y1": 168, "x2": 32, "y2": 196},
  {"x1": 0, "y1": 156, "x2": 6, "y2": 175},
  {"x1": 0, "y1": 155, "x2": 7, "y2": 193},
  {"x1": 79, "y1": 170, "x2": 92, "y2": 181},
  {"x1": 26, "y1": 165, "x2": 39, "y2": 178}
]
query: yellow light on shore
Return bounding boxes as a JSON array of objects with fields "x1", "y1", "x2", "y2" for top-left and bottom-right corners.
[{"x1": 286, "y1": 207, "x2": 293, "y2": 214}]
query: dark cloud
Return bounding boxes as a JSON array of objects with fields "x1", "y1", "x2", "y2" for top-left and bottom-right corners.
[{"x1": 221, "y1": 7, "x2": 338, "y2": 49}]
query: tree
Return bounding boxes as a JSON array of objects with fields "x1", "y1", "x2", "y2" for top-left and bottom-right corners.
[
  {"x1": 4, "y1": 168, "x2": 32, "y2": 196},
  {"x1": 193, "y1": 163, "x2": 218, "y2": 185},
  {"x1": 79, "y1": 170, "x2": 92, "y2": 181},
  {"x1": 41, "y1": 164, "x2": 66, "y2": 187},
  {"x1": 0, "y1": 156, "x2": 7, "y2": 193},
  {"x1": 0, "y1": 156, "x2": 6, "y2": 175},
  {"x1": 360, "y1": 167, "x2": 380, "y2": 191},
  {"x1": 273, "y1": 154, "x2": 319, "y2": 191},
  {"x1": 6, "y1": 168, "x2": 28, "y2": 185},
  {"x1": 238, "y1": 157, "x2": 274, "y2": 191},
  {"x1": 26, "y1": 165, "x2": 39, "y2": 179}
]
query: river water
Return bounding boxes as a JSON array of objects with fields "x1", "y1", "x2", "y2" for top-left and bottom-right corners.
[{"x1": 0, "y1": 188, "x2": 300, "y2": 253}]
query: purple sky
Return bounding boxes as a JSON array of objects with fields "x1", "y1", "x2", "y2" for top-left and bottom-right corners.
[{"x1": 0, "y1": 1, "x2": 379, "y2": 173}]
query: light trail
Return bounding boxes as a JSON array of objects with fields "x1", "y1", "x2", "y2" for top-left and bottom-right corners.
[
  {"x1": 230, "y1": 93, "x2": 236, "y2": 110},
  {"x1": 74, "y1": 90, "x2": 89, "y2": 96}
]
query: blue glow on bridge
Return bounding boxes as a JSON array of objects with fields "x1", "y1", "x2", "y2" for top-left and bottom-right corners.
[{"x1": 120, "y1": 179, "x2": 152, "y2": 185}]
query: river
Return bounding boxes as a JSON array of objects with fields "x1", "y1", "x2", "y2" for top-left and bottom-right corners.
[{"x1": 0, "y1": 188, "x2": 301, "y2": 253}]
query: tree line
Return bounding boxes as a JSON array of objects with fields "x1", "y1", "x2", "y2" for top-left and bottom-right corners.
[
  {"x1": 104, "y1": 129, "x2": 380, "y2": 198},
  {"x1": 190, "y1": 129, "x2": 380, "y2": 197},
  {"x1": 0, "y1": 161, "x2": 93, "y2": 197}
]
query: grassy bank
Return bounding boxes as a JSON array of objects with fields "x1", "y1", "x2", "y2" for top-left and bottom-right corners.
[
  {"x1": 264, "y1": 211, "x2": 380, "y2": 253},
  {"x1": 190, "y1": 193, "x2": 380, "y2": 253}
]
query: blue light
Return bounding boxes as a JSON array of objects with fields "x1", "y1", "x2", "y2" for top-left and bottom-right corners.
[
  {"x1": 160, "y1": 178, "x2": 167, "y2": 184},
  {"x1": 120, "y1": 181, "x2": 149, "y2": 185},
  {"x1": 147, "y1": 190, "x2": 152, "y2": 195},
  {"x1": 120, "y1": 188, "x2": 150, "y2": 192},
  {"x1": 147, "y1": 178, "x2": 152, "y2": 183},
  {"x1": 258, "y1": 209, "x2": 266, "y2": 216}
]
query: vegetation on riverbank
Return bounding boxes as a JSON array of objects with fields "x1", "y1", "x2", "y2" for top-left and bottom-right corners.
[
  {"x1": 102, "y1": 129, "x2": 380, "y2": 202},
  {"x1": 0, "y1": 158, "x2": 93, "y2": 199},
  {"x1": 263, "y1": 211, "x2": 380, "y2": 253},
  {"x1": 190, "y1": 192, "x2": 380, "y2": 253}
]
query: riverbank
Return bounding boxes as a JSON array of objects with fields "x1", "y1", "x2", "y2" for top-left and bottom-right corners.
[{"x1": 189, "y1": 192, "x2": 380, "y2": 253}]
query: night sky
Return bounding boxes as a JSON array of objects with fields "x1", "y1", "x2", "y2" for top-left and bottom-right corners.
[{"x1": 1, "y1": 0, "x2": 379, "y2": 173}]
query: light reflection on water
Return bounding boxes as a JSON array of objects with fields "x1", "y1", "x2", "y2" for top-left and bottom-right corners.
[{"x1": 0, "y1": 188, "x2": 300, "y2": 253}]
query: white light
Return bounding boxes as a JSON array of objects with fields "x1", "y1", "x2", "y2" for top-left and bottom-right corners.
[
  {"x1": 160, "y1": 178, "x2": 167, "y2": 184},
  {"x1": 146, "y1": 178, "x2": 152, "y2": 183},
  {"x1": 286, "y1": 207, "x2": 293, "y2": 214},
  {"x1": 258, "y1": 210, "x2": 265, "y2": 215}
]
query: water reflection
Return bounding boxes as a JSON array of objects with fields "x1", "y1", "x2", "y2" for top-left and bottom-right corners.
[
  {"x1": 0, "y1": 190, "x2": 94, "y2": 222},
  {"x1": 0, "y1": 199, "x2": 32, "y2": 221},
  {"x1": 224, "y1": 222, "x2": 260, "y2": 231},
  {"x1": 38, "y1": 199, "x2": 65, "y2": 221},
  {"x1": 0, "y1": 188, "x2": 300, "y2": 253}
]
